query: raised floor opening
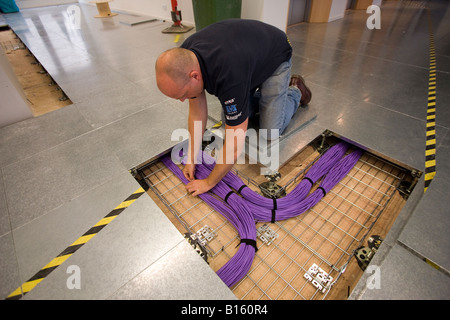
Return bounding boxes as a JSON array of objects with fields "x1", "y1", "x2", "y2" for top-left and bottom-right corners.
[
  {"x1": 131, "y1": 130, "x2": 420, "y2": 300},
  {"x1": 0, "y1": 25, "x2": 72, "y2": 116}
]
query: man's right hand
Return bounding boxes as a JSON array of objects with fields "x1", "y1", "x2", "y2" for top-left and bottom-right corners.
[{"x1": 183, "y1": 163, "x2": 196, "y2": 181}]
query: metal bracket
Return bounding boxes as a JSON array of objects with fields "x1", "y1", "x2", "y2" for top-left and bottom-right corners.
[
  {"x1": 257, "y1": 224, "x2": 279, "y2": 246},
  {"x1": 259, "y1": 171, "x2": 285, "y2": 199},
  {"x1": 184, "y1": 231, "x2": 209, "y2": 263},
  {"x1": 303, "y1": 263, "x2": 334, "y2": 294},
  {"x1": 354, "y1": 235, "x2": 383, "y2": 271},
  {"x1": 397, "y1": 169, "x2": 422, "y2": 199},
  {"x1": 315, "y1": 130, "x2": 333, "y2": 153},
  {"x1": 195, "y1": 225, "x2": 216, "y2": 246}
]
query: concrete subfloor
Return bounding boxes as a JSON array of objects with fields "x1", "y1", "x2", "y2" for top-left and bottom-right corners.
[{"x1": 0, "y1": 1, "x2": 449, "y2": 301}]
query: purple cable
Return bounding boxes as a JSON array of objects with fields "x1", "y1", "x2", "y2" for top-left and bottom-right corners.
[
  {"x1": 161, "y1": 156, "x2": 256, "y2": 287},
  {"x1": 199, "y1": 141, "x2": 349, "y2": 210},
  {"x1": 194, "y1": 147, "x2": 363, "y2": 222},
  {"x1": 187, "y1": 160, "x2": 257, "y2": 287},
  {"x1": 161, "y1": 142, "x2": 363, "y2": 286}
]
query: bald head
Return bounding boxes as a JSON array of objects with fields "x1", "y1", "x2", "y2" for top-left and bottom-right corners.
[
  {"x1": 155, "y1": 47, "x2": 204, "y2": 101},
  {"x1": 156, "y1": 48, "x2": 197, "y2": 87}
]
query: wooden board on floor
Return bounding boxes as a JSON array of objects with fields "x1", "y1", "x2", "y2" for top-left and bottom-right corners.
[{"x1": 0, "y1": 29, "x2": 72, "y2": 117}]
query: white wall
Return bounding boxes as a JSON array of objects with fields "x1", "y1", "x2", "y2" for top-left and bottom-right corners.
[
  {"x1": 242, "y1": 0, "x2": 289, "y2": 31},
  {"x1": 79, "y1": 0, "x2": 289, "y2": 32},
  {"x1": 261, "y1": 0, "x2": 289, "y2": 31}
]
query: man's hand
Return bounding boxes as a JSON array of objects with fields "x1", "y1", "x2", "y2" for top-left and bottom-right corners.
[
  {"x1": 183, "y1": 163, "x2": 196, "y2": 181},
  {"x1": 185, "y1": 178, "x2": 213, "y2": 196}
]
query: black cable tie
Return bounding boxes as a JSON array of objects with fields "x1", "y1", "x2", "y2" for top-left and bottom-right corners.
[
  {"x1": 237, "y1": 184, "x2": 248, "y2": 195},
  {"x1": 272, "y1": 198, "x2": 277, "y2": 210},
  {"x1": 237, "y1": 238, "x2": 258, "y2": 252},
  {"x1": 224, "y1": 191, "x2": 234, "y2": 203},
  {"x1": 271, "y1": 209, "x2": 276, "y2": 223},
  {"x1": 318, "y1": 186, "x2": 326, "y2": 197},
  {"x1": 304, "y1": 177, "x2": 314, "y2": 185}
]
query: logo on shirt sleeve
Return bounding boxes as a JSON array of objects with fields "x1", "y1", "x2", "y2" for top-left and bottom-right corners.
[
  {"x1": 223, "y1": 97, "x2": 242, "y2": 121},
  {"x1": 224, "y1": 98, "x2": 235, "y2": 105},
  {"x1": 226, "y1": 104, "x2": 237, "y2": 113}
]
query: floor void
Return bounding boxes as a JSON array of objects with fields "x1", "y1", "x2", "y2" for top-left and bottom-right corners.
[{"x1": 138, "y1": 132, "x2": 417, "y2": 300}]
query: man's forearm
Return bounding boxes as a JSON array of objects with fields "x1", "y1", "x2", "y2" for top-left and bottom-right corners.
[
  {"x1": 205, "y1": 162, "x2": 234, "y2": 188},
  {"x1": 187, "y1": 117, "x2": 205, "y2": 164},
  {"x1": 187, "y1": 91, "x2": 207, "y2": 164},
  {"x1": 184, "y1": 118, "x2": 249, "y2": 196},
  {"x1": 206, "y1": 120, "x2": 248, "y2": 187}
]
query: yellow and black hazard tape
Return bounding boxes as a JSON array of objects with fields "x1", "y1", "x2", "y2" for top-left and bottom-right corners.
[
  {"x1": 424, "y1": 9, "x2": 437, "y2": 193},
  {"x1": 5, "y1": 187, "x2": 146, "y2": 300}
]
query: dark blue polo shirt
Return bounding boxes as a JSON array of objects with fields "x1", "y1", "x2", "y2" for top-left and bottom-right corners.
[{"x1": 181, "y1": 19, "x2": 292, "y2": 126}]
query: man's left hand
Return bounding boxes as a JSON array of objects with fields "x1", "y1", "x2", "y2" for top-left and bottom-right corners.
[{"x1": 185, "y1": 179, "x2": 213, "y2": 196}]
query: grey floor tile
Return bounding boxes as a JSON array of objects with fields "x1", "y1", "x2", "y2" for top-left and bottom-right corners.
[
  {"x1": 2, "y1": 130, "x2": 126, "y2": 229},
  {"x1": 291, "y1": 53, "x2": 335, "y2": 78},
  {"x1": 23, "y1": 194, "x2": 185, "y2": 300},
  {"x1": 86, "y1": 42, "x2": 156, "y2": 71},
  {"x1": 28, "y1": 41, "x2": 92, "y2": 76},
  {"x1": 74, "y1": 82, "x2": 167, "y2": 129},
  {"x1": 44, "y1": 56, "x2": 112, "y2": 86},
  {"x1": 110, "y1": 57, "x2": 158, "y2": 83},
  {"x1": 329, "y1": 100, "x2": 427, "y2": 171},
  {"x1": 290, "y1": 39, "x2": 356, "y2": 68},
  {"x1": 57, "y1": 68, "x2": 135, "y2": 104},
  {"x1": 398, "y1": 144, "x2": 450, "y2": 272},
  {"x1": 0, "y1": 104, "x2": 92, "y2": 168},
  {"x1": 0, "y1": 232, "x2": 22, "y2": 299},
  {"x1": 299, "y1": 82, "x2": 357, "y2": 128},
  {"x1": 305, "y1": 58, "x2": 429, "y2": 121},
  {"x1": 0, "y1": 173, "x2": 11, "y2": 237},
  {"x1": 435, "y1": 73, "x2": 450, "y2": 129},
  {"x1": 436, "y1": 129, "x2": 450, "y2": 183},
  {"x1": 12, "y1": 170, "x2": 140, "y2": 284},
  {"x1": 305, "y1": 62, "x2": 373, "y2": 102},
  {"x1": 110, "y1": 240, "x2": 236, "y2": 300},
  {"x1": 96, "y1": 99, "x2": 188, "y2": 169},
  {"x1": 134, "y1": 74, "x2": 159, "y2": 92},
  {"x1": 358, "y1": 244, "x2": 450, "y2": 300},
  {"x1": 354, "y1": 67, "x2": 429, "y2": 119}
]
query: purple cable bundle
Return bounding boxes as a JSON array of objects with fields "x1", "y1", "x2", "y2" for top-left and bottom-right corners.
[
  {"x1": 196, "y1": 146, "x2": 362, "y2": 222},
  {"x1": 201, "y1": 141, "x2": 349, "y2": 210},
  {"x1": 161, "y1": 156, "x2": 256, "y2": 287},
  {"x1": 249, "y1": 147, "x2": 363, "y2": 221},
  {"x1": 161, "y1": 141, "x2": 363, "y2": 287},
  {"x1": 187, "y1": 160, "x2": 257, "y2": 287}
]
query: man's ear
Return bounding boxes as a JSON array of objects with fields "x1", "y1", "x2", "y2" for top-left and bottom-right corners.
[{"x1": 190, "y1": 70, "x2": 201, "y2": 81}]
